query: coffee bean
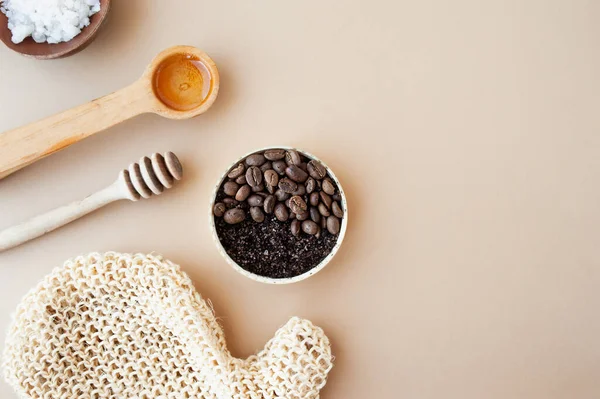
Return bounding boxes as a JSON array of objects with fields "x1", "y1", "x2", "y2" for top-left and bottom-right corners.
[
  {"x1": 224, "y1": 208, "x2": 245, "y2": 224},
  {"x1": 235, "y1": 184, "x2": 251, "y2": 201},
  {"x1": 266, "y1": 184, "x2": 275, "y2": 194},
  {"x1": 285, "y1": 150, "x2": 302, "y2": 166},
  {"x1": 307, "y1": 160, "x2": 327, "y2": 180},
  {"x1": 246, "y1": 153, "x2": 266, "y2": 166},
  {"x1": 298, "y1": 162, "x2": 308, "y2": 172},
  {"x1": 327, "y1": 215, "x2": 340, "y2": 234},
  {"x1": 256, "y1": 192, "x2": 269, "y2": 198},
  {"x1": 285, "y1": 165, "x2": 308, "y2": 183},
  {"x1": 275, "y1": 189, "x2": 290, "y2": 202},
  {"x1": 228, "y1": 163, "x2": 245, "y2": 179},
  {"x1": 306, "y1": 177, "x2": 316, "y2": 193},
  {"x1": 252, "y1": 183, "x2": 265, "y2": 192},
  {"x1": 332, "y1": 201, "x2": 344, "y2": 218},
  {"x1": 274, "y1": 203, "x2": 289, "y2": 221},
  {"x1": 235, "y1": 175, "x2": 247, "y2": 185},
  {"x1": 318, "y1": 203, "x2": 330, "y2": 217},
  {"x1": 250, "y1": 206, "x2": 265, "y2": 222},
  {"x1": 264, "y1": 195, "x2": 275, "y2": 214},
  {"x1": 223, "y1": 198, "x2": 238, "y2": 208},
  {"x1": 289, "y1": 211, "x2": 296, "y2": 219},
  {"x1": 333, "y1": 193, "x2": 342, "y2": 201},
  {"x1": 320, "y1": 191, "x2": 333, "y2": 208},
  {"x1": 223, "y1": 181, "x2": 239, "y2": 196},
  {"x1": 320, "y1": 215, "x2": 328, "y2": 229},
  {"x1": 278, "y1": 178, "x2": 298, "y2": 193},
  {"x1": 322, "y1": 178, "x2": 335, "y2": 195},
  {"x1": 260, "y1": 161, "x2": 272, "y2": 172},
  {"x1": 291, "y1": 219, "x2": 301, "y2": 236},
  {"x1": 264, "y1": 170, "x2": 279, "y2": 187},
  {"x1": 245, "y1": 166, "x2": 263, "y2": 187},
  {"x1": 291, "y1": 184, "x2": 306, "y2": 196},
  {"x1": 302, "y1": 220, "x2": 319, "y2": 235},
  {"x1": 310, "y1": 207, "x2": 320, "y2": 223},
  {"x1": 315, "y1": 226, "x2": 322, "y2": 238},
  {"x1": 285, "y1": 198, "x2": 291, "y2": 208},
  {"x1": 296, "y1": 210, "x2": 309, "y2": 221},
  {"x1": 310, "y1": 192, "x2": 320, "y2": 206},
  {"x1": 289, "y1": 196, "x2": 308, "y2": 214},
  {"x1": 213, "y1": 203, "x2": 226, "y2": 217},
  {"x1": 272, "y1": 160, "x2": 287, "y2": 175},
  {"x1": 264, "y1": 149, "x2": 286, "y2": 161},
  {"x1": 247, "y1": 195, "x2": 264, "y2": 207}
]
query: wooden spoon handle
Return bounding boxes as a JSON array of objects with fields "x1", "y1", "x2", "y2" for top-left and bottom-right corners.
[
  {"x1": 0, "y1": 80, "x2": 153, "y2": 180},
  {"x1": 0, "y1": 183, "x2": 124, "y2": 252}
]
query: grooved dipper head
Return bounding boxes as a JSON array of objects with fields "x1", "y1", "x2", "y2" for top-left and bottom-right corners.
[{"x1": 121, "y1": 152, "x2": 183, "y2": 201}]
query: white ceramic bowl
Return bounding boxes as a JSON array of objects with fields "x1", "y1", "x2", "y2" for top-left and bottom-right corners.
[{"x1": 209, "y1": 146, "x2": 348, "y2": 284}]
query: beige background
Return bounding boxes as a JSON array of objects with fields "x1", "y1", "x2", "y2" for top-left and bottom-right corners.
[{"x1": 1, "y1": 0, "x2": 599, "y2": 397}]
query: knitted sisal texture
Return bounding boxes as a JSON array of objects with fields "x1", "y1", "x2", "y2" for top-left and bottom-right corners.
[{"x1": 2, "y1": 252, "x2": 333, "y2": 399}]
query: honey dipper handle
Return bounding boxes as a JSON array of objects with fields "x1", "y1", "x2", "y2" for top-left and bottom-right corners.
[
  {"x1": 0, "y1": 80, "x2": 153, "y2": 180},
  {"x1": 0, "y1": 183, "x2": 124, "y2": 252}
]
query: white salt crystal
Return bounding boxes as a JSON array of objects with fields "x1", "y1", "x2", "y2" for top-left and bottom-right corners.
[
  {"x1": 10, "y1": 23, "x2": 32, "y2": 43},
  {"x1": 0, "y1": 0, "x2": 101, "y2": 44}
]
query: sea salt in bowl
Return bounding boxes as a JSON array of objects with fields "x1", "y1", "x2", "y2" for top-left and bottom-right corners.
[
  {"x1": 0, "y1": 0, "x2": 111, "y2": 59},
  {"x1": 209, "y1": 146, "x2": 348, "y2": 284}
]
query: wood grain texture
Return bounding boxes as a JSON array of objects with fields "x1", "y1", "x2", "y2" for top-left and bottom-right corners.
[
  {"x1": 0, "y1": 80, "x2": 152, "y2": 179},
  {"x1": 0, "y1": 46, "x2": 219, "y2": 180}
]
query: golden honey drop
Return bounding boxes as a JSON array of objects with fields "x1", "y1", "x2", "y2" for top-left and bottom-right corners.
[{"x1": 153, "y1": 54, "x2": 209, "y2": 111}]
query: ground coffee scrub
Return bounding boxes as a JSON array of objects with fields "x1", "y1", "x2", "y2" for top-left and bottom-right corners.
[{"x1": 212, "y1": 148, "x2": 346, "y2": 282}]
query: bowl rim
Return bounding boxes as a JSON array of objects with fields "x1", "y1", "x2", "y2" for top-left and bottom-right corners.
[
  {"x1": 209, "y1": 146, "x2": 348, "y2": 284},
  {"x1": 0, "y1": 0, "x2": 111, "y2": 60}
]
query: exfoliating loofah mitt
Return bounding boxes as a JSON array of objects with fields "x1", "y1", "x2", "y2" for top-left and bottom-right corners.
[{"x1": 3, "y1": 252, "x2": 333, "y2": 399}]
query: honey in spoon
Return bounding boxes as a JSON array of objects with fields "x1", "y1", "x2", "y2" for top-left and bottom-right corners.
[{"x1": 153, "y1": 53, "x2": 212, "y2": 112}]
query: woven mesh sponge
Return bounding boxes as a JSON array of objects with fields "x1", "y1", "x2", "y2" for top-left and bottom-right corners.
[{"x1": 3, "y1": 252, "x2": 333, "y2": 399}]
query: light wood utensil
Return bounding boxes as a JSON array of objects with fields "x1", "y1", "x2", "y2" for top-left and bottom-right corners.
[
  {"x1": 0, "y1": 152, "x2": 183, "y2": 252},
  {"x1": 0, "y1": 45, "x2": 219, "y2": 180}
]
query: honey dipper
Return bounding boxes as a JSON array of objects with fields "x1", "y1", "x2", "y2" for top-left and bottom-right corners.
[{"x1": 0, "y1": 152, "x2": 183, "y2": 252}]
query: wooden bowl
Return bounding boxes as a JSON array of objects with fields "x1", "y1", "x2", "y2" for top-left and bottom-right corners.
[{"x1": 0, "y1": 0, "x2": 110, "y2": 60}]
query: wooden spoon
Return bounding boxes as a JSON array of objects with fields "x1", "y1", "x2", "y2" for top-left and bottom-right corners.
[
  {"x1": 0, "y1": 0, "x2": 111, "y2": 60},
  {"x1": 0, "y1": 45, "x2": 219, "y2": 180}
]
